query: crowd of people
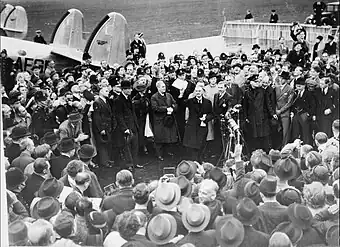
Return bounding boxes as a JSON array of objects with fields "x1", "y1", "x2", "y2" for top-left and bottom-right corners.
[{"x1": 1, "y1": 20, "x2": 340, "y2": 246}]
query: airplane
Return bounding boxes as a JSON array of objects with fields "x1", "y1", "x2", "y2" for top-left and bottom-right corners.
[{"x1": 0, "y1": 7, "x2": 130, "y2": 72}]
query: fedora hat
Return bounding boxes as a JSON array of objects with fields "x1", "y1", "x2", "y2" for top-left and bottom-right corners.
[
  {"x1": 38, "y1": 178, "x2": 64, "y2": 198},
  {"x1": 163, "y1": 115, "x2": 175, "y2": 128},
  {"x1": 77, "y1": 144, "x2": 97, "y2": 159},
  {"x1": 6, "y1": 167, "x2": 27, "y2": 189},
  {"x1": 54, "y1": 211, "x2": 74, "y2": 238},
  {"x1": 10, "y1": 126, "x2": 31, "y2": 140},
  {"x1": 259, "y1": 176, "x2": 278, "y2": 197},
  {"x1": 58, "y1": 137, "x2": 76, "y2": 153},
  {"x1": 32, "y1": 196, "x2": 61, "y2": 220},
  {"x1": 170, "y1": 175, "x2": 192, "y2": 197},
  {"x1": 326, "y1": 224, "x2": 339, "y2": 246},
  {"x1": 206, "y1": 167, "x2": 227, "y2": 189},
  {"x1": 287, "y1": 203, "x2": 313, "y2": 229},
  {"x1": 88, "y1": 211, "x2": 107, "y2": 229},
  {"x1": 8, "y1": 220, "x2": 29, "y2": 246},
  {"x1": 68, "y1": 112, "x2": 83, "y2": 122},
  {"x1": 216, "y1": 215, "x2": 244, "y2": 247},
  {"x1": 233, "y1": 197, "x2": 260, "y2": 226},
  {"x1": 182, "y1": 204, "x2": 211, "y2": 232},
  {"x1": 279, "y1": 71, "x2": 290, "y2": 80},
  {"x1": 272, "y1": 222, "x2": 303, "y2": 246},
  {"x1": 176, "y1": 160, "x2": 197, "y2": 180},
  {"x1": 274, "y1": 155, "x2": 299, "y2": 181},
  {"x1": 155, "y1": 182, "x2": 181, "y2": 210},
  {"x1": 40, "y1": 131, "x2": 60, "y2": 146},
  {"x1": 276, "y1": 187, "x2": 302, "y2": 206},
  {"x1": 147, "y1": 214, "x2": 177, "y2": 245}
]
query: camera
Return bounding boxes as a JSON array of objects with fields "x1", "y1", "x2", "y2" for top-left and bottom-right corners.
[{"x1": 224, "y1": 111, "x2": 240, "y2": 133}]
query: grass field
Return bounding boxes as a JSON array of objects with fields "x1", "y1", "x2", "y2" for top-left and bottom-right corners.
[{"x1": 6, "y1": 0, "x2": 333, "y2": 44}]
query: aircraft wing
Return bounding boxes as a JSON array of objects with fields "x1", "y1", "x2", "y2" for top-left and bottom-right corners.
[{"x1": 50, "y1": 45, "x2": 83, "y2": 62}]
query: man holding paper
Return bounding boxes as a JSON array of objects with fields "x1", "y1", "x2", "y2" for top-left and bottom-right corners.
[{"x1": 183, "y1": 86, "x2": 213, "y2": 162}]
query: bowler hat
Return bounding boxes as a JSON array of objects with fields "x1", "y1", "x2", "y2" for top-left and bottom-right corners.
[
  {"x1": 279, "y1": 71, "x2": 290, "y2": 80},
  {"x1": 295, "y1": 77, "x2": 305, "y2": 86},
  {"x1": 220, "y1": 65, "x2": 228, "y2": 73},
  {"x1": 78, "y1": 144, "x2": 97, "y2": 159},
  {"x1": 220, "y1": 53, "x2": 228, "y2": 60},
  {"x1": 287, "y1": 203, "x2": 313, "y2": 229},
  {"x1": 216, "y1": 215, "x2": 245, "y2": 247},
  {"x1": 312, "y1": 165, "x2": 330, "y2": 184},
  {"x1": 8, "y1": 220, "x2": 28, "y2": 246},
  {"x1": 176, "y1": 160, "x2": 197, "y2": 180},
  {"x1": 6, "y1": 167, "x2": 27, "y2": 189},
  {"x1": 326, "y1": 224, "x2": 339, "y2": 246},
  {"x1": 271, "y1": 222, "x2": 303, "y2": 245},
  {"x1": 88, "y1": 211, "x2": 107, "y2": 229},
  {"x1": 121, "y1": 80, "x2": 132, "y2": 89},
  {"x1": 32, "y1": 196, "x2": 61, "y2": 220},
  {"x1": 54, "y1": 211, "x2": 74, "y2": 238},
  {"x1": 155, "y1": 182, "x2": 181, "y2": 210},
  {"x1": 58, "y1": 137, "x2": 76, "y2": 153},
  {"x1": 10, "y1": 126, "x2": 31, "y2": 140},
  {"x1": 232, "y1": 63, "x2": 242, "y2": 69},
  {"x1": 68, "y1": 112, "x2": 83, "y2": 122},
  {"x1": 82, "y1": 52, "x2": 92, "y2": 60},
  {"x1": 83, "y1": 90, "x2": 95, "y2": 102},
  {"x1": 170, "y1": 175, "x2": 192, "y2": 197},
  {"x1": 276, "y1": 187, "x2": 302, "y2": 206},
  {"x1": 212, "y1": 62, "x2": 220, "y2": 69},
  {"x1": 40, "y1": 132, "x2": 60, "y2": 146},
  {"x1": 328, "y1": 35, "x2": 334, "y2": 40},
  {"x1": 240, "y1": 54, "x2": 248, "y2": 62},
  {"x1": 233, "y1": 197, "x2": 260, "y2": 226},
  {"x1": 38, "y1": 178, "x2": 64, "y2": 198},
  {"x1": 1, "y1": 48, "x2": 7, "y2": 54},
  {"x1": 147, "y1": 214, "x2": 177, "y2": 245},
  {"x1": 209, "y1": 71, "x2": 217, "y2": 79},
  {"x1": 65, "y1": 191, "x2": 82, "y2": 212},
  {"x1": 274, "y1": 155, "x2": 299, "y2": 180},
  {"x1": 168, "y1": 65, "x2": 176, "y2": 73},
  {"x1": 259, "y1": 176, "x2": 278, "y2": 197},
  {"x1": 182, "y1": 204, "x2": 211, "y2": 232},
  {"x1": 197, "y1": 68, "x2": 205, "y2": 77},
  {"x1": 252, "y1": 44, "x2": 260, "y2": 50},
  {"x1": 273, "y1": 49, "x2": 281, "y2": 56},
  {"x1": 316, "y1": 35, "x2": 324, "y2": 41}
]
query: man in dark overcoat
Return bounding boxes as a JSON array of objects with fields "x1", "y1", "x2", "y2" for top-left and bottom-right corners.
[
  {"x1": 0, "y1": 49, "x2": 15, "y2": 94},
  {"x1": 315, "y1": 77, "x2": 337, "y2": 137},
  {"x1": 151, "y1": 80, "x2": 179, "y2": 161},
  {"x1": 243, "y1": 75, "x2": 277, "y2": 153},
  {"x1": 183, "y1": 86, "x2": 213, "y2": 161},
  {"x1": 113, "y1": 80, "x2": 140, "y2": 170},
  {"x1": 92, "y1": 86, "x2": 117, "y2": 167}
]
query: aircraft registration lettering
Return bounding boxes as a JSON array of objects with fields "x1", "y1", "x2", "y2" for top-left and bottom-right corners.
[{"x1": 16, "y1": 57, "x2": 49, "y2": 71}]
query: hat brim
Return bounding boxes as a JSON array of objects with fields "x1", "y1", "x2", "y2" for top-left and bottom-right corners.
[
  {"x1": 32, "y1": 198, "x2": 61, "y2": 220},
  {"x1": 155, "y1": 183, "x2": 181, "y2": 211},
  {"x1": 147, "y1": 214, "x2": 177, "y2": 245},
  {"x1": 69, "y1": 115, "x2": 83, "y2": 122},
  {"x1": 274, "y1": 164, "x2": 298, "y2": 181},
  {"x1": 216, "y1": 216, "x2": 245, "y2": 247},
  {"x1": 77, "y1": 148, "x2": 97, "y2": 159},
  {"x1": 182, "y1": 204, "x2": 211, "y2": 232},
  {"x1": 287, "y1": 204, "x2": 311, "y2": 230},
  {"x1": 58, "y1": 142, "x2": 76, "y2": 153},
  {"x1": 176, "y1": 161, "x2": 197, "y2": 180},
  {"x1": 271, "y1": 221, "x2": 303, "y2": 245},
  {"x1": 38, "y1": 180, "x2": 64, "y2": 198},
  {"x1": 40, "y1": 137, "x2": 60, "y2": 146},
  {"x1": 10, "y1": 132, "x2": 31, "y2": 140}
]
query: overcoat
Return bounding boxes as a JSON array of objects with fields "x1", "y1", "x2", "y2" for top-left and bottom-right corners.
[
  {"x1": 183, "y1": 97, "x2": 213, "y2": 149},
  {"x1": 150, "y1": 92, "x2": 179, "y2": 144},
  {"x1": 243, "y1": 86, "x2": 274, "y2": 138}
]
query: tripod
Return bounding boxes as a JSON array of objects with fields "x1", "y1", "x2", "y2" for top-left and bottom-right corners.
[{"x1": 216, "y1": 110, "x2": 248, "y2": 167}]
